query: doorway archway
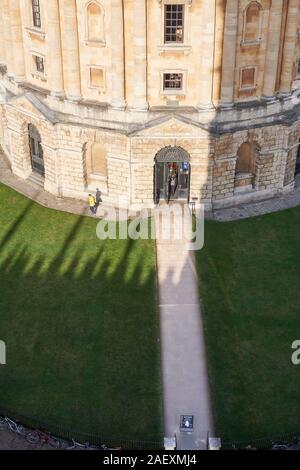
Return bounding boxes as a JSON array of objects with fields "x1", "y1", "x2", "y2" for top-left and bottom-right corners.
[
  {"x1": 28, "y1": 124, "x2": 45, "y2": 177},
  {"x1": 154, "y1": 146, "x2": 191, "y2": 204}
]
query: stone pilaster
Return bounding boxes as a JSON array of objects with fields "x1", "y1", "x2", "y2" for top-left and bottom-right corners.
[
  {"x1": 263, "y1": 0, "x2": 283, "y2": 100},
  {"x1": 111, "y1": 0, "x2": 126, "y2": 109},
  {"x1": 9, "y1": 0, "x2": 25, "y2": 82},
  {"x1": 132, "y1": 0, "x2": 148, "y2": 111},
  {"x1": 198, "y1": 0, "x2": 216, "y2": 109},
  {"x1": 47, "y1": 0, "x2": 65, "y2": 98},
  {"x1": 220, "y1": 0, "x2": 238, "y2": 107},
  {"x1": 60, "y1": 0, "x2": 82, "y2": 101},
  {"x1": 279, "y1": 0, "x2": 299, "y2": 96}
]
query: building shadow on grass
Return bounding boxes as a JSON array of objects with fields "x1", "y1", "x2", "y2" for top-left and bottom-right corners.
[{"x1": 0, "y1": 208, "x2": 163, "y2": 443}]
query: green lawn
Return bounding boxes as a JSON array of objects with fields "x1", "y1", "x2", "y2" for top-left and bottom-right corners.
[
  {"x1": 0, "y1": 183, "x2": 162, "y2": 445},
  {"x1": 197, "y1": 208, "x2": 300, "y2": 445}
]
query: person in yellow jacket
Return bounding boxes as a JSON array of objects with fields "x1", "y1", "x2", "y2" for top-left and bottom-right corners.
[{"x1": 88, "y1": 193, "x2": 96, "y2": 214}]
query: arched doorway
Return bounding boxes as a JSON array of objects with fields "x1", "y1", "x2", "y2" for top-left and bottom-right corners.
[
  {"x1": 28, "y1": 124, "x2": 45, "y2": 177},
  {"x1": 154, "y1": 146, "x2": 191, "y2": 204}
]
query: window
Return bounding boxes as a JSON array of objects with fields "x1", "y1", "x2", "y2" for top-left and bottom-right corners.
[
  {"x1": 32, "y1": 0, "x2": 41, "y2": 28},
  {"x1": 89, "y1": 67, "x2": 105, "y2": 88},
  {"x1": 240, "y1": 67, "x2": 256, "y2": 89},
  {"x1": 87, "y1": 2, "x2": 105, "y2": 42},
  {"x1": 164, "y1": 4, "x2": 184, "y2": 43},
  {"x1": 243, "y1": 2, "x2": 262, "y2": 44},
  {"x1": 34, "y1": 55, "x2": 45, "y2": 74},
  {"x1": 163, "y1": 73, "x2": 183, "y2": 90}
]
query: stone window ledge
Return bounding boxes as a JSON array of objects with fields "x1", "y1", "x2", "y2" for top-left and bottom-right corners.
[
  {"x1": 240, "y1": 40, "x2": 261, "y2": 48},
  {"x1": 239, "y1": 85, "x2": 257, "y2": 92},
  {"x1": 235, "y1": 172, "x2": 254, "y2": 179},
  {"x1": 26, "y1": 27, "x2": 46, "y2": 41},
  {"x1": 85, "y1": 40, "x2": 106, "y2": 48},
  {"x1": 158, "y1": 45, "x2": 192, "y2": 55}
]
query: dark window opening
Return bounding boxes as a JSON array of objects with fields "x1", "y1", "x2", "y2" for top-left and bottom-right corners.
[
  {"x1": 32, "y1": 0, "x2": 41, "y2": 28},
  {"x1": 163, "y1": 73, "x2": 183, "y2": 90},
  {"x1": 164, "y1": 4, "x2": 184, "y2": 43},
  {"x1": 35, "y1": 55, "x2": 44, "y2": 74}
]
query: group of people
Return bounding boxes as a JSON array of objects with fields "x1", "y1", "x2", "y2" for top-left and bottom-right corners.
[{"x1": 88, "y1": 188, "x2": 102, "y2": 214}]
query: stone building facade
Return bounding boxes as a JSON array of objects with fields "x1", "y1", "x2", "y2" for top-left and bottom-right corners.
[{"x1": 1, "y1": 0, "x2": 300, "y2": 209}]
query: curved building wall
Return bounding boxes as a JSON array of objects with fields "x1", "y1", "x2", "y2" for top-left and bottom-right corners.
[{"x1": 0, "y1": 0, "x2": 300, "y2": 209}]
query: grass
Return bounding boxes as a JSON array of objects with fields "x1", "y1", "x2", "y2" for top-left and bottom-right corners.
[
  {"x1": 0, "y1": 183, "x2": 162, "y2": 443},
  {"x1": 196, "y1": 207, "x2": 300, "y2": 444}
]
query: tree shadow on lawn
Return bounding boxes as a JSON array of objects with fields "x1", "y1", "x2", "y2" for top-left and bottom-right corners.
[{"x1": 0, "y1": 209, "x2": 162, "y2": 442}]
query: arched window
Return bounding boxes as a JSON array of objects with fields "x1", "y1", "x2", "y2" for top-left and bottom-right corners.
[
  {"x1": 235, "y1": 142, "x2": 258, "y2": 190},
  {"x1": 84, "y1": 142, "x2": 107, "y2": 178},
  {"x1": 84, "y1": 142, "x2": 108, "y2": 192},
  {"x1": 86, "y1": 2, "x2": 104, "y2": 42},
  {"x1": 243, "y1": 2, "x2": 262, "y2": 43},
  {"x1": 236, "y1": 142, "x2": 257, "y2": 175}
]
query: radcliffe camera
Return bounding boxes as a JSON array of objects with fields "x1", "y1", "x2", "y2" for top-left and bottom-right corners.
[{"x1": 1, "y1": 0, "x2": 300, "y2": 465}]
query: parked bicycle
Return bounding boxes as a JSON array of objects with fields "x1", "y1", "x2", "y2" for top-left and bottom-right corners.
[{"x1": 26, "y1": 429, "x2": 61, "y2": 448}]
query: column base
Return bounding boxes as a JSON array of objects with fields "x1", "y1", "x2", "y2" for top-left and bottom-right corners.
[
  {"x1": 66, "y1": 94, "x2": 82, "y2": 103},
  {"x1": 130, "y1": 101, "x2": 149, "y2": 112},
  {"x1": 110, "y1": 99, "x2": 127, "y2": 110},
  {"x1": 51, "y1": 90, "x2": 66, "y2": 100},
  {"x1": 277, "y1": 91, "x2": 292, "y2": 101},
  {"x1": 261, "y1": 94, "x2": 277, "y2": 104},
  {"x1": 197, "y1": 102, "x2": 215, "y2": 111},
  {"x1": 219, "y1": 101, "x2": 234, "y2": 110}
]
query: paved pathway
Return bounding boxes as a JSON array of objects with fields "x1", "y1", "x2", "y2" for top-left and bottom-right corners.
[
  {"x1": 212, "y1": 187, "x2": 300, "y2": 222},
  {"x1": 155, "y1": 205, "x2": 214, "y2": 450}
]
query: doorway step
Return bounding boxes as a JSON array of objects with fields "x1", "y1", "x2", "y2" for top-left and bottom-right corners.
[{"x1": 26, "y1": 172, "x2": 45, "y2": 190}]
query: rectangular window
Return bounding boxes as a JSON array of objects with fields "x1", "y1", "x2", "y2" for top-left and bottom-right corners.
[
  {"x1": 163, "y1": 73, "x2": 183, "y2": 90},
  {"x1": 164, "y1": 4, "x2": 184, "y2": 43},
  {"x1": 90, "y1": 67, "x2": 104, "y2": 88},
  {"x1": 240, "y1": 67, "x2": 256, "y2": 89},
  {"x1": 34, "y1": 55, "x2": 45, "y2": 74},
  {"x1": 32, "y1": 0, "x2": 41, "y2": 28}
]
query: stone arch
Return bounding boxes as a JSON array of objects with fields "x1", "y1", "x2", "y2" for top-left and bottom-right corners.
[
  {"x1": 154, "y1": 146, "x2": 191, "y2": 203},
  {"x1": 243, "y1": 1, "x2": 262, "y2": 43},
  {"x1": 86, "y1": 1, "x2": 105, "y2": 42},
  {"x1": 154, "y1": 145, "x2": 191, "y2": 163},
  {"x1": 235, "y1": 141, "x2": 260, "y2": 191}
]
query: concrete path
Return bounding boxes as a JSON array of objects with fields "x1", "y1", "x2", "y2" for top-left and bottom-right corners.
[
  {"x1": 212, "y1": 186, "x2": 300, "y2": 222},
  {"x1": 155, "y1": 205, "x2": 214, "y2": 450}
]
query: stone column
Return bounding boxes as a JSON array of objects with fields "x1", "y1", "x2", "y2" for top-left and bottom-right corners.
[
  {"x1": 60, "y1": 0, "x2": 81, "y2": 101},
  {"x1": 111, "y1": 0, "x2": 126, "y2": 109},
  {"x1": 9, "y1": 0, "x2": 26, "y2": 82},
  {"x1": 47, "y1": 0, "x2": 65, "y2": 98},
  {"x1": 132, "y1": 0, "x2": 148, "y2": 110},
  {"x1": 220, "y1": 0, "x2": 239, "y2": 107},
  {"x1": 198, "y1": 0, "x2": 216, "y2": 109},
  {"x1": 0, "y1": 5, "x2": 5, "y2": 64},
  {"x1": 263, "y1": 0, "x2": 283, "y2": 100},
  {"x1": 3, "y1": 0, "x2": 13, "y2": 74},
  {"x1": 279, "y1": 0, "x2": 299, "y2": 95}
]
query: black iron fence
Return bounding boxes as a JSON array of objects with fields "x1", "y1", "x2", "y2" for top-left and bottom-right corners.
[
  {"x1": 0, "y1": 407, "x2": 163, "y2": 450},
  {"x1": 222, "y1": 430, "x2": 300, "y2": 450}
]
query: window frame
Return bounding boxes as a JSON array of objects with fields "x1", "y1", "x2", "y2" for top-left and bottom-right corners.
[
  {"x1": 32, "y1": 0, "x2": 41, "y2": 29},
  {"x1": 241, "y1": 1, "x2": 263, "y2": 47},
  {"x1": 161, "y1": 70, "x2": 187, "y2": 95},
  {"x1": 164, "y1": 4, "x2": 184, "y2": 44},
  {"x1": 31, "y1": 52, "x2": 46, "y2": 80},
  {"x1": 239, "y1": 66, "x2": 257, "y2": 91},
  {"x1": 88, "y1": 65, "x2": 106, "y2": 91}
]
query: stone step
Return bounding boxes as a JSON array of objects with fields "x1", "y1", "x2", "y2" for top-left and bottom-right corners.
[{"x1": 26, "y1": 172, "x2": 45, "y2": 189}]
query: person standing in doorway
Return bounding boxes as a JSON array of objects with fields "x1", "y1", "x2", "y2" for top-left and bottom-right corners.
[{"x1": 88, "y1": 193, "x2": 96, "y2": 214}]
